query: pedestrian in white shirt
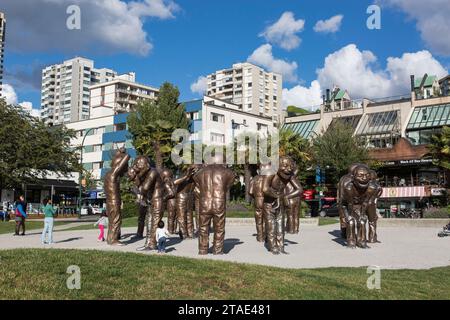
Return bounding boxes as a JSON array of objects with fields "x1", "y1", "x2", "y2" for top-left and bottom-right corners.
[
  {"x1": 156, "y1": 220, "x2": 170, "y2": 253},
  {"x1": 94, "y1": 211, "x2": 108, "y2": 242}
]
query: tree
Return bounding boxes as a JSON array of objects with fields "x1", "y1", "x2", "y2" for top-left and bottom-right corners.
[
  {"x1": 429, "y1": 126, "x2": 450, "y2": 170},
  {"x1": 312, "y1": 122, "x2": 368, "y2": 185},
  {"x1": 279, "y1": 128, "x2": 313, "y2": 181},
  {"x1": 0, "y1": 99, "x2": 80, "y2": 190},
  {"x1": 127, "y1": 82, "x2": 189, "y2": 169}
]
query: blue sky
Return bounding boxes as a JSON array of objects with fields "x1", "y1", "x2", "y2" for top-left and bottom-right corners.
[{"x1": 3, "y1": 0, "x2": 450, "y2": 111}]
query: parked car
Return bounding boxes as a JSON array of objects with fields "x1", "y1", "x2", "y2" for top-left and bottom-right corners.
[{"x1": 319, "y1": 203, "x2": 339, "y2": 217}]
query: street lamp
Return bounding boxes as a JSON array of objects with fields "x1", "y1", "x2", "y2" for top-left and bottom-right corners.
[{"x1": 78, "y1": 127, "x2": 95, "y2": 219}]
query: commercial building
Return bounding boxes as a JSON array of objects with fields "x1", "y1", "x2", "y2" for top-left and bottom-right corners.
[
  {"x1": 206, "y1": 62, "x2": 282, "y2": 125},
  {"x1": 40, "y1": 57, "x2": 118, "y2": 125},
  {"x1": 284, "y1": 75, "x2": 450, "y2": 215},
  {"x1": 0, "y1": 12, "x2": 5, "y2": 98}
]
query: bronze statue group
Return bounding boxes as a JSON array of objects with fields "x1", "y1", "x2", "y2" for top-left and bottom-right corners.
[{"x1": 104, "y1": 148, "x2": 382, "y2": 255}]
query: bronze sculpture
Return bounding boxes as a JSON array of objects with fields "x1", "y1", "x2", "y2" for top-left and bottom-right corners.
[
  {"x1": 284, "y1": 166, "x2": 302, "y2": 234},
  {"x1": 248, "y1": 164, "x2": 270, "y2": 242},
  {"x1": 104, "y1": 147, "x2": 130, "y2": 245},
  {"x1": 338, "y1": 163, "x2": 381, "y2": 248},
  {"x1": 129, "y1": 156, "x2": 175, "y2": 250},
  {"x1": 192, "y1": 160, "x2": 235, "y2": 255},
  {"x1": 173, "y1": 165, "x2": 199, "y2": 239},
  {"x1": 262, "y1": 157, "x2": 302, "y2": 254}
]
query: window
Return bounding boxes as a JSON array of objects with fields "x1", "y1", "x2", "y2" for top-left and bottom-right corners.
[
  {"x1": 93, "y1": 162, "x2": 103, "y2": 170},
  {"x1": 211, "y1": 133, "x2": 225, "y2": 144},
  {"x1": 247, "y1": 83, "x2": 252, "y2": 88},
  {"x1": 115, "y1": 123, "x2": 127, "y2": 131},
  {"x1": 210, "y1": 112, "x2": 225, "y2": 123}
]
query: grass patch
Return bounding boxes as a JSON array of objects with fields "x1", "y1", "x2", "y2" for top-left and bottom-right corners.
[
  {"x1": 0, "y1": 221, "x2": 70, "y2": 235},
  {"x1": 319, "y1": 217, "x2": 340, "y2": 226},
  {"x1": 0, "y1": 248, "x2": 449, "y2": 299}
]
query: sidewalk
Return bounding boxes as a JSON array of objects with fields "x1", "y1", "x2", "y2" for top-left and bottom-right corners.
[{"x1": 1, "y1": 223, "x2": 449, "y2": 270}]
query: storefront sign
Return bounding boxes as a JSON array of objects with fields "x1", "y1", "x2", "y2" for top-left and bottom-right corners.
[
  {"x1": 381, "y1": 159, "x2": 434, "y2": 166},
  {"x1": 381, "y1": 186, "x2": 427, "y2": 198},
  {"x1": 431, "y1": 188, "x2": 446, "y2": 196}
]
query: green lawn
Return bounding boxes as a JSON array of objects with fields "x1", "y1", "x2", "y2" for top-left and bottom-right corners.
[
  {"x1": 0, "y1": 220, "x2": 70, "y2": 235},
  {"x1": 0, "y1": 249, "x2": 448, "y2": 299},
  {"x1": 319, "y1": 217, "x2": 340, "y2": 226}
]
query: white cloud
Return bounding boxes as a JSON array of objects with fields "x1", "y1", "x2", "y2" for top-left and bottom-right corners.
[
  {"x1": 190, "y1": 76, "x2": 208, "y2": 95},
  {"x1": 313, "y1": 15, "x2": 344, "y2": 33},
  {"x1": 2, "y1": 0, "x2": 179, "y2": 56},
  {"x1": 247, "y1": 44, "x2": 298, "y2": 82},
  {"x1": 283, "y1": 44, "x2": 448, "y2": 109},
  {"x1": 2, "y1": 84, "x2": 18, "y2": 105},
  {"x1": 259, "y1": 12, "x2": 305, "y2": 51},
  {"x1": 2, "y1": 84, "x2": 40, "y2": 118},
  {"x1": 380, "y1": 0, "x2": 450, "y2": 56},
  {"x1": 282, "y1": 80, "x2": 322, "y2": 110},
  {"x1": 316, "y1": 44, "x2": 447, "y2": 99}
]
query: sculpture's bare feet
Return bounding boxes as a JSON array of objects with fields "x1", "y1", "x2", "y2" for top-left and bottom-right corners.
[
  {"x1": 280, "y1": 249, "x2": 289, "y2": 255},
  {"x1": 198, "y1": 250, "x2": 208, "y2": 255},
  {"x1": 110, "y1": 241, "x2": 125, "y2": 246},
  {"x1": 136, "y1": 246, "x2": 152, "y2": 251},
  {"x1": 357, "y1": 242, "x2": 370, "y2": 249},
  {"x1": 347, "y1": 241, "x2": 356, "y2": 249},
  {"x1": 271, "y1": 249, "x2": 280, "y2": 255}
]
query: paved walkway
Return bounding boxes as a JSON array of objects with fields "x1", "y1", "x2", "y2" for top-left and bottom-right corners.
[{"x1": 1, "y1": 223, "x2": 449, "y2": 270}]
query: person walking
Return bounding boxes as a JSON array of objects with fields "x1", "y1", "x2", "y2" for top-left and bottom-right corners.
[
  {"x1": 14, "y1": 195, "x2": 27, "y2": 236},
  {"x1": 94, "y1": 211, "x2": 108, "y2": 242},
  {"x1": 41, "y1": 198, "x2": 55, "y2": 244},
  {"x1": 156, "y1": 220, "x2": 170, "y2": 253}
]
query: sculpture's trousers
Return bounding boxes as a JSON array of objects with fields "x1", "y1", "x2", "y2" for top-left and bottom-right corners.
[
  {"x1": 186, "y1": 196, "x2": 195, "y2": 238},
  {"x1": 166, "y1": 198, "x2": 177, "y2": 234},
  {"x1": 106, "y1": 200, "x2": 121, "y2": 245},
  {"x1": 286, "y1": 199, "x2": 300, "y2": 234},
  {"x1": 367, "y1": 203, "x2": 378, "y2": 243},
  {"x1": 263, "y1": 202, "x2": 285, "y2": 252},
  {"x1": 136, "y1": 204, "x2": 147, "y2": 237},
  {"x1": 254, "y1": 196, "x2": 265, "y2": 242},
  {"x1": 176, "y1": 197, "x2": 188, "y2": 237},
  {"x1": 145, "y1": 198, "x2": 163, "y2": 249},
  {"x1": 198, "y1": 203, "x2": 226, "y2": 255}
]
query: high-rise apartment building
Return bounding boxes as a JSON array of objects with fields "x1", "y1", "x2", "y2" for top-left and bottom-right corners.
[
  {"x1": 41, "y1": 57, "x2": 117, "y2": 125},
  {"x1": 0, "y1": 12, "x2": 6, "y2": 98},
  {"x1": 206, "y1": 62, "x2": 282, "y2": 124},
  {"x1": 89, "y1": 72, "x2": 159, "y2": 119}
]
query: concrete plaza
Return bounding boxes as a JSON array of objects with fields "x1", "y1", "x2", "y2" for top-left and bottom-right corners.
[{"x1": 1, "y1": 221, "x2": 449, "y2": 270}]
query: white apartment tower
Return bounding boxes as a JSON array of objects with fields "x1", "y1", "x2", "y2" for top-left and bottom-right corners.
[
  {"x1": 89, "y1": 72, "x2": 159, "y2": 119},
  {"x1": 0, "y1": 12, "x2": 6, "y2": 98},
  {"x1": 206, "y1": 62, "x2": 283, "y2": 124},
  {"x1": 41, "y1": 57, "x2": 117, "y2": 125}
]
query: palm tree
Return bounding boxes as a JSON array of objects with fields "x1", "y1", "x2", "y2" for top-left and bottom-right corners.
[{"x1": 429, "y1": 126, "x2": 450, "y2": 170}]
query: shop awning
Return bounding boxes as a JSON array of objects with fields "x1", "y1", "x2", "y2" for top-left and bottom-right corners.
[
  {"x1": 407, "y1": 104, "x2": 450, "y2": 130},
  {"x1": 283, "y1": 120, "x2": 319, "y2": 139},
  {"x1": 380, "y1": 186, "x2": 428, "y2": 198}
]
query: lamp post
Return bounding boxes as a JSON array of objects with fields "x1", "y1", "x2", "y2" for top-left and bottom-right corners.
[{"x1": 78, "y1": 127, "x2": 95, "y2": 219}]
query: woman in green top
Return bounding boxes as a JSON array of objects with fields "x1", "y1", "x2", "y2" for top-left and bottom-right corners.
[{"x1": 41, "y1": 198, "x2": 55, "y2": 244}]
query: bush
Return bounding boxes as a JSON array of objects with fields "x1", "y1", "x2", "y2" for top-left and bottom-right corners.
[
  {"x1": 422, "y1": 207, "x2": 450, "y2": 219},
  {"x1": 122, "y1": 201, "x2": 139, "y2": 218}
]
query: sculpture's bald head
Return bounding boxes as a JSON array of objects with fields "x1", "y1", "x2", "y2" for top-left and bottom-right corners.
[
  {"x1": 353, "y1": 164, "x2": 371, "y2": 189},
  {"x1": 278, "y1": 156, "x2": 295, "y2": 179}
]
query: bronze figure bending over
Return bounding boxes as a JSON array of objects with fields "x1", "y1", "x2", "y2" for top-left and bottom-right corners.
[
  {"x1": 104, "y1": 148, "x2": 130, "y2": 245},
  {"x1": 338, "y1": 163, "x2": 380, "y2": 248},
  {"x1": 262, "y1": 157, "x2": 302, "y2": 255},
  {"x1": 193, "y1": 163, "x2": 235, "y2": 255}
]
